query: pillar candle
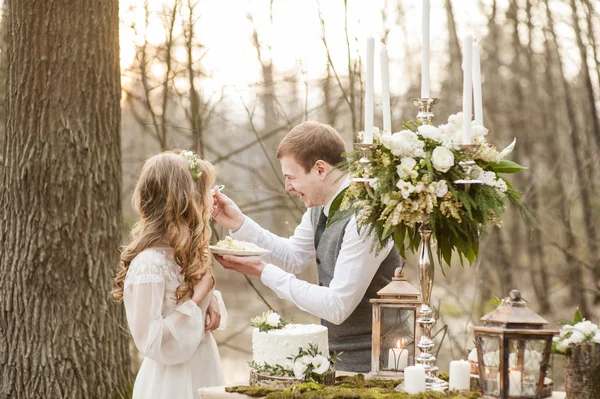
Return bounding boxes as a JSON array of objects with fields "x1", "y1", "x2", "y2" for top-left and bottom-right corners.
[
  {"x1": 387, "y1": 342, "x2": 408, "y2": 370},
  {"x1": 472, "y1": 41, "x2": 483, "y2": 125},
  {"x1": 449, "y1": 360, "x2": 471, "y2": 391},
  {"x1": 364, "y1": 36, "x2": 374, "y2": 144},
  {"x1": 380, "y1": 47, "x2": 392, "y2": 134},
  {"x1": 404, "y1": 365, "x2": 426, "y2": 394},
  {"x1": 421, "y1": 0, "x2": 431, "y2": 98}
]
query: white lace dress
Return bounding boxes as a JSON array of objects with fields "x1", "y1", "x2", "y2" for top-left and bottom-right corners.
[{"x1": 124, "y1": 247, "x2": 226, "y2": 398}]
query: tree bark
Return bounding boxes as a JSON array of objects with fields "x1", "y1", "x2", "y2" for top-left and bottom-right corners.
[
  {"x1": 545, "y1": 0, "x2": 591, "y2": 315},
  {"x1": 0, "y1": 1, "x2": 131, "y2": 397}
]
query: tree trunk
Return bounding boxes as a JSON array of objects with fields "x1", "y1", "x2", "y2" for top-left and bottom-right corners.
[
  {"x1": 0, "y1": 1, "x2": 131, "y2": 398},
  {"x1": 545, "y1": 0, "x2": 591, "y2": 315},
  {"x1": 570, "y1": 0, "x2": 600, "y2": 303},
  {"x1": 521, "y1": 0, "x2": 551, "y2": 314}
]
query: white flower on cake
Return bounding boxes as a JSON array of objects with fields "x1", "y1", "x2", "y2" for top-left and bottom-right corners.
[
  {"x1": 293, "y1": 360, "x2": 308, "y2": 379},
  {"x1": 431, "y1": 146, "x2": 454, "y2": 173},
  {"x1": 266, "y1": 312, "x2": 281, "y2": 327},
  {"x1": 311, "y1": 355, "x2": 330, "y2": 375}
]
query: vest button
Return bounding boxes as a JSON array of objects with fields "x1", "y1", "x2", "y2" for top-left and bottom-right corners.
[
  {"x1": 319, "y1": 283, "x2": 323, "y2": 286},
  {"x1": 316, "y1": 258, "x2": 321, "y2": 265}
]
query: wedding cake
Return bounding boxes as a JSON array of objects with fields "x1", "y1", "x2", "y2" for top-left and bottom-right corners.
[
  {"x1": 248, "y1": 311, "x2": 336, "y2": 387},
  {"x1": 252, "y1": 323, "x2": 329, "y2": 370}
]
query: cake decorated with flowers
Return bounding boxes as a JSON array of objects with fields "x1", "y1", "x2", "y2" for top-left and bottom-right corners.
[{"x1": 248, "y1": 311, "x2": 337, "y2": 387}]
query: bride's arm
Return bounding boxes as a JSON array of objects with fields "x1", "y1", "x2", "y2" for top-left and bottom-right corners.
[
  {"x1": 230, "y1": 210, "x2": 316, "y2": 273},
  {"x1": 124, "y1": 276, "x2": 206, "y2": 366}
]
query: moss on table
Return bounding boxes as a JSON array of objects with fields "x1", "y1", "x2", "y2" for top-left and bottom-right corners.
[{"x1": 225, "y1": 373, "x2": 480, "y2": 399}]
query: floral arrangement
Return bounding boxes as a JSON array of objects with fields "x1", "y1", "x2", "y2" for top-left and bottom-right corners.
[
  {"x1": 182, "y1": 150, "x2": 202, "y2": 181},
  {"x1": 338, "y1": 113, "x2": 529, "y2": 267},
  {"x1": 249, "y1": 343, "x2": 340, "y2": 383},
  {"x1": 250, "y1": 310, "x2": 293, "y2": 333},
  {"x1": 553, "y1": 308, "x2": 600, "y2": 354}
]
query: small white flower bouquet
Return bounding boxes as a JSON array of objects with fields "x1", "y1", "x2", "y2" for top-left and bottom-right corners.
[
  {"x1": 340, "y1": 113, "x2": 529, "y2": 267},
  {"x1": 553, "y1": 308, "x2": 600, "y2": 355},
  {"x1": 250, "y1": 310, "x2": 292, "y2": 332}
]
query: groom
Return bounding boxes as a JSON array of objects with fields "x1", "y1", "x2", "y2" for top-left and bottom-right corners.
[{"x1": 212, "y1": 121, "x2": 404, "y2": 372}]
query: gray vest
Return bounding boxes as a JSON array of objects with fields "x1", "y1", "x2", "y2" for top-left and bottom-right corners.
[{"x1": 310, "y1": 207, "x2": 404, "y2": 373}]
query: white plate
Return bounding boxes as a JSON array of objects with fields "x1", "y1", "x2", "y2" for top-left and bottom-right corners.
[{"x1": 209, "y1": 245, "x2": 270, "y2": 257}]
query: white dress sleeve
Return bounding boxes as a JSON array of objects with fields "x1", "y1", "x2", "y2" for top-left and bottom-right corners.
[
  {"x1": 124, "y1": 256, "x2": 206, "y2": 366},
  {"x1": 212, "y1": 290, "x2": 228, "y2": 330}
]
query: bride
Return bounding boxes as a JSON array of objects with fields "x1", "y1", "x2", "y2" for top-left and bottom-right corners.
[{"x1": 112, "y1": 151, "x2": 226, "y2": 398}]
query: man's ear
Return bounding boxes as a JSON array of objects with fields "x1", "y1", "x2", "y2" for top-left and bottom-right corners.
[{"x1": 314, "y1": 160, "x2": 329, "y2": 177}]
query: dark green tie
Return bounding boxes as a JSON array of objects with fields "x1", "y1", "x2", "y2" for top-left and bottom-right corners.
[{"x1": 314, "y1": 209, "x2": 328, "y2": 249}]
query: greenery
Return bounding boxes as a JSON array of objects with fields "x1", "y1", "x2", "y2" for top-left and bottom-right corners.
[
  {"x1": 337, "y1": 117, "x2": 529, "y2": 270},
  {"x1": 249, "y1": 342, "x2": 340, "y2": 383},
  {"x1": 226, "y1": 374, "x2": 480, "y2": 398}
]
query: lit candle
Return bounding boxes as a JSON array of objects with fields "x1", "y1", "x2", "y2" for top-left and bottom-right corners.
[
  {"x1": 404, "y1": 365, "x2": 426, "y2": 394},
  {"x1": 380, "y1": 47, "x2": 392, "y2": 134},
  {"x1": 421, "y1": 0, "x2": 430, "y2": 98},
  {"x1": 449, "y1": 360, "x2": 471, "y2": 391},
  {"x1": 462, "y1": 34, "x2": 473, "y2": 144},
  {"x1": 472, "y1": 41, "x2": 483, "y2": 125},
  {"x1": 387, "y1": 339, "x2": 408, "y2": 370},
  {"x1": 364, "y1": 36, "x2": 374, "y2": 144}
]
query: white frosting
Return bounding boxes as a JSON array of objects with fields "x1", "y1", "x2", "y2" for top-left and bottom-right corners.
[{"x1": 252, "y1": 324, "x2": 329, "y2": 369}]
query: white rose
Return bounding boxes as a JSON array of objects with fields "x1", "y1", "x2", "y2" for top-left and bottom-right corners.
[
  {"x1": 573, "y1": 320, "x2": 599, "y2": 337},
  {"x1": 593, "y1": 332, "x2": 600, "y2": 344},
  {"x1": 293, "y1": 359, "x2": 308, "y2": 379},
  {"x1": 396, "y1": 180, "x2": 415, "y2": 199},
  {"x1": 468, "y1": 348, "x2": 478, "y2": 362},
  {"x1": 431, "y1": 146, "x2": 455, "y2": 173},
  {"x1": 434, "y1": 180, "x2": 448, "y2": 197},
  {"x1": 311, "y1": 355, "x2": 330, "y2": 375},
  {"x1": 388, "y1": 130, "x2": 426, "y2": 158},
  {"x1": 266, "y1": 312, "x2": 281, "y2": 327},
  {"x1": 418, "y1": 124, "x2": 442, "y2": 141}
]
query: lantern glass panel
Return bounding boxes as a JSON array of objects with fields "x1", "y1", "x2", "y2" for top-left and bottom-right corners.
[
  {"x1": 506, "y1": 338, "x2": 546, "y2": 397},
  {"x1": 380, "y1": 306, "x2": 415, "y2": 371},
  {"x1": 478, "y1": 335, "x2": 501, "y2": 396}
]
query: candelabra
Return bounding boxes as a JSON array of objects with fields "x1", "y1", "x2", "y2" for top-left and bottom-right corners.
[{"x1": 409, "y1": 98, "x2": 449, "y2": 392}]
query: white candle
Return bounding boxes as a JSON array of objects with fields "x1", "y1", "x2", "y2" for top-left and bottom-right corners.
[
  {"x1": 462, "y1": 34, "x2": 473, "y2": 144},
  {"x1": 508, "y1": 370, "x2": 522, "y2": 396},
  {"x1": 404, "y1": 365, "x2": 426, "y2": 394},
  {"x1": 472, "y1": 41, "x2": 483, "y2": 125},
  {"x1": 449, "y1": 360, "x2": 471, "y2": 391},
  {"x1": 380, "y1": 47, "x2": 392, "y2": 134},
  {"x1": 387, "y1": 339, "x2": 408, "y2": 370},
  {"x1": 364, "y1": 36, "x2": 374, "y2": 144},
  {"x1": 421, "y1": 0, "x2": 431, "y2": 98}
]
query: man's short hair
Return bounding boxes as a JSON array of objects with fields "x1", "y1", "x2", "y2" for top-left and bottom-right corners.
[{"x1": 276, "y1": 121, "x2": 346, "y2": 173}]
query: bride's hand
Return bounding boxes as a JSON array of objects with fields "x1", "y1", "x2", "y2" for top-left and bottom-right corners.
[
  {"x1": 191, "y1": 272, "x2": 214, "y2": 305},
  {"x1": 211, "y1": 187, "x2": 245, "y2": 231}
]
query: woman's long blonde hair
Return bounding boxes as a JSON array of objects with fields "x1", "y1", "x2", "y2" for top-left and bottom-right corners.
[{"x1": 112, "y1": 151, "x2": 215, "y2": 303}]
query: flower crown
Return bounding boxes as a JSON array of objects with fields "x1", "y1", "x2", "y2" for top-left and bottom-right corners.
[{"x1": 182, "y1": 150, "x2": 202, "y2": 181}]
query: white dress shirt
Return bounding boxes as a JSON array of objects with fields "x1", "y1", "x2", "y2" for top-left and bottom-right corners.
[{"x1": 231, "y1": 178, "x2": 394, "y2": 325}]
